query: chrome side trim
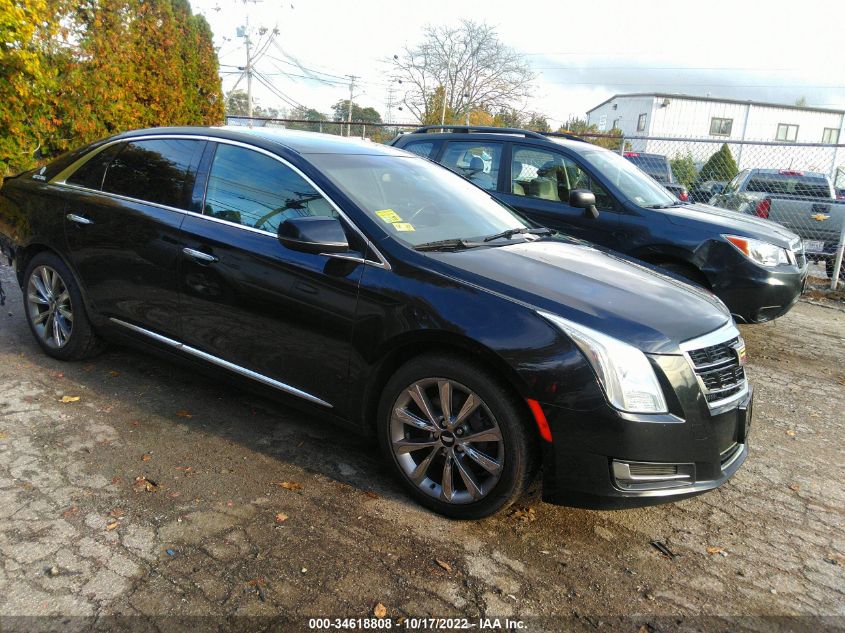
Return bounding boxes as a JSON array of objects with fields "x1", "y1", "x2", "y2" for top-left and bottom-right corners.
[
  {"x1": 66, "y1": 213, "x2": 93, "y2": 225},
  {"x1": 50, "y1": 133, "x2": 391, "y2": 270},
  {"x1": 109, "y1": 318, "x2": 332, "y2": 409}
]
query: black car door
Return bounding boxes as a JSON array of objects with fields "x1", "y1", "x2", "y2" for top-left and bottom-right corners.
[
  {"x1": 497, "y1": 144, "x2": 620, "y2": 248},
  {"x1": 61, "y1": 137, "x2": 206, "y2": 339},
  {"x1": 178, "y1": 141, "x2": 365, "y2": 414}
]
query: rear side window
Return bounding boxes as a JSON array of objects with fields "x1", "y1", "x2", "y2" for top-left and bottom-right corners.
[
  {"x1": 745, "y1": 174, "x2": 830, "y2": 198},
  {"x1": 203, "y1": 143, "x2": 337, "y2": 233},
  {"x1": 66, "y1": 144, "x2": 124, "y2": 190},
  {"x1": 439, "y1": 142, "x2": 502, "y2": 191},
  {"x1": 402, "y1": 141, "x2": 440, "y2": 160},
  {"x1": 102, "y1": 139, "x2": 203, "y2": 209}
]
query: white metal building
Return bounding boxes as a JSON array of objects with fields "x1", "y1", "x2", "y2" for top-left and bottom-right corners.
[{"x1": 586, "y1": 93, "x2": 845, "y2": 178}]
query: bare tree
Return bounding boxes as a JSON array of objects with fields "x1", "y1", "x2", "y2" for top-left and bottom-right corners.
[{"x1": 391, "y1": 21, "x2": 535, "y2": 124}]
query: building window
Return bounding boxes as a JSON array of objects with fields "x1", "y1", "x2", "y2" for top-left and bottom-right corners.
[
  {"x1": 822, "y1": 128, "x2": 840, "y2": 144},
  {"x1": 776, "y1": 123, "x2": 799, "y2": 142},
  {"x1": 709, "y1": 117, "x2": 733, "y2": 136},
  {"x1": 637, "y1": 113, "x2": 647, "y2": 132}
]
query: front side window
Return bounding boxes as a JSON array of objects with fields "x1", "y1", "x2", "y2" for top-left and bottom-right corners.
[
  {"x1": 511, "y1": 146, "x2": 613, "y2": 209},
  {"x1": 102, "y1": 139, "x2": 202, "y2": 209},
  {"x1": 822, "y1": 128, "x2": 840, "y2": 144},
  {"x1": 203, "y1": 144, "x2": 336, "y2": 233},
  {"x1": 776, "y1": 123, "x2": 799, "y2": 142},
  {"x1": 637, "y1": 113, "x2": 647, "y2": 132},
  {"x1": 439, "y1": 142, "x2": 502, "y2": 191},
  {"x1": 710, "y1": 117, "x2": 733, "y2": 136},
  {"x1": 308, "y1": 154, "x2": 529, "y2": 247}
]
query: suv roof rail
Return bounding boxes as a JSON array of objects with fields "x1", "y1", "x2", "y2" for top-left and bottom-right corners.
[{"x1": 409, "y1": 125, "x2": 548, "y2": 140}]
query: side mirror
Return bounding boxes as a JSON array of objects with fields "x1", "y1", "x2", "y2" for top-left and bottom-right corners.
[
  {"x1": 278, "y1": 216, "x2": 349, "y2": 254},
  {"x1": 569, "y1": 189, "x2": 599, "y2": 219}
]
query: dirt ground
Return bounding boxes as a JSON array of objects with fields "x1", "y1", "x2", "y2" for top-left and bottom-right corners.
[{"x1": 0, "y1": 260, "x2": 843, "y2": 633}]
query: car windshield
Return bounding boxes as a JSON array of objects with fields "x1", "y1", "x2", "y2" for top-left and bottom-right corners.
[
  {"x1": 580, "y1": 150, "x2": 677, "y2": 208},
  {"x1": 308, "y1": 154, "x2": 531, "y2": 246}
]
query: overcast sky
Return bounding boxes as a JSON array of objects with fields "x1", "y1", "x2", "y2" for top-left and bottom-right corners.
[{"x1": 190, "y1": 0, "x2": 845, "y2": 128}]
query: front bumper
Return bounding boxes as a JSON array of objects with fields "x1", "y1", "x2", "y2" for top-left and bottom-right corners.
[
  {"x1": 539, "y1": 386, "x2": 752, "y2": 510},
  {"x1": 708, "y1": 251, "x2": 807, "y2": 323}
]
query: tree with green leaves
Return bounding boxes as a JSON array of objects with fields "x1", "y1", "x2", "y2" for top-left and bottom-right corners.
[
  {"x1": 1, "y1": 0, "x2": 223, "y2": 175},
  {"x1": 225, "y1": 90, "x2": 279, "y2": 119},
  {"x1": 670, "y1": 153, "x2": 697, "y2": 188},
  {"x1": 698, "y1": 143, "x2": 739, "y2": 183},
  {"x1": 559, "y1": 118, "x2": 625, "y2": 151},
  {"x1": 331, "y1": 100, "x2": 382, "y2": 124}
]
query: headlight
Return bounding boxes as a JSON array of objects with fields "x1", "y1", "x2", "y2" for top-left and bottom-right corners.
[
  {"x1": 723, "y1": 235, "x2": 790, "y2": 267},
  {"x1": 538, "y1": 311, "x2": 668, "y2": 414}
]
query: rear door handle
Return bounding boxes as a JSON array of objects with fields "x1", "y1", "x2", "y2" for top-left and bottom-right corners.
[
  {"x1": 182, "y1": 247, "x2": 218, "y2": 263},
  {"x1": 66, "y1": 213, "x2": 93, "y2": 225}
]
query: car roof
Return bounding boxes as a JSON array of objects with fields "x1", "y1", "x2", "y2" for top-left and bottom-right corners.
[
  {"x1": 116, "y1": 125, "x2": 409, "y2": 156},
  {"x1": 397, "y1": 130, "x2": 604, "y2": 155}
]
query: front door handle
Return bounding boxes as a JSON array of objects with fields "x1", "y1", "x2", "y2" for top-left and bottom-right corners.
[
  {"x1": 66, "y1": 213, "x2": 93, "y2": 225},
  {"x1": 182, "y1": 247, "x2": 219, "y2": 263}
]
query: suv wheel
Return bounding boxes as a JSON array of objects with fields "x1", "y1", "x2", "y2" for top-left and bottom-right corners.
[
  {"x1": 23, "y1": 252, "x2": 105, "y2": 360},
  {"x1": 378, "y1": 353, "x2": 536, "y2": 519}
]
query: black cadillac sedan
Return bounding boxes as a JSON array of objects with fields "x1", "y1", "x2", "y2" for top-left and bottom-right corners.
[{"x1": 0, "y1": 127, "x2": 752, "y2": 519}]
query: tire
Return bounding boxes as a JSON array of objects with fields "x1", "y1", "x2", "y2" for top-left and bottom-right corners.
[
  {"x1": 658, "y1": 262, "x2": 709, "y2": 288},
  {"x1": 377, "y1": 353, "x2": 537, "y2": 519},
  {"x1": 826, "y1": 259, "x2": 845, "y2": 280},
  {"x1": 23, "y1": 251, "x2": 105, "y2": 361}
]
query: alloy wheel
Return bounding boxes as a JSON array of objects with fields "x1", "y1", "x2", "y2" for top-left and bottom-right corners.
[
  {"x1": 26, "y1": 265, "x2": 73, "y2": 349},
  {"x1": 389, "y1": 378, "x2": 504, "y2": 504}
]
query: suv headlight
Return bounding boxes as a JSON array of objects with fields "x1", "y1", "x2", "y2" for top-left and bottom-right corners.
[
  {"x1": 538, "y1": 311, "x2": 668, "y2": 414},
  {"x1": 724, "y1": 235, "x2": 790, "y2": 267}
]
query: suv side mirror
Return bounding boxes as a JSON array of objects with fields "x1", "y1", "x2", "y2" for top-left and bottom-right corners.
[
  {"x1": 278, "y1": 216, "x2": 349, "y2": 254},
  {"x1": 569, "y1": 189, "x2": 600, "y2": 219}
]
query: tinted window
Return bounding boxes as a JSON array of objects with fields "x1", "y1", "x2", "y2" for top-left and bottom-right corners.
[
  {"x1": 511, "y1": 146, "x2": 613, "y2": 209},
  {"x1": 745, "y1": 173, "x2": 830, "y2": 198},
  {"x1": 403, "y1": 141, "x2": 439, "y2": 160},
  {"x1": 440, "y1": 142, "x2": 502, "y2": 191},
  {"x1": 66, "y1": 144, "x2": 124, "y2": 190},
  {"x1": 102, "y1": 139, "x2": 201, "y2": 208},
  {"x1": 203, "y1": 144, "x2": 337, "y2": 233},
  {"x1": 625, "y1": 154, "x2": 671, "y2": 182}
]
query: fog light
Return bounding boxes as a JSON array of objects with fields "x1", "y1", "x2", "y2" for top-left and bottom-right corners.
[{"x1": 612, "y1": 460, "x2": 695, "y2": 491}]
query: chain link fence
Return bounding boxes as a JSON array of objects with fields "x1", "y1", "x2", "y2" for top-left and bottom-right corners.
[
  {"x1": 582, "y1": 133, "x2": 845, "y2": 288},
  {"x1": 225, "y1": 117, "x2": 845, "y2": 289}
]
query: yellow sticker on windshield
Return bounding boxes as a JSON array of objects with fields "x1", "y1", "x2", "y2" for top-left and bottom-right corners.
[
  {"x1": 392, "y1": 222, "x2": 415, "y2": 232},
  {"x1": 376, "y1": 209, "x2": 403, "y2": 223}
]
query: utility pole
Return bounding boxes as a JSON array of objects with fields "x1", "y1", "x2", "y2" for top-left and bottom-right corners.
[
  {"x1": 346, "y1": 75, "x2": 358, "y2": 137},
  {"x1": 386, "y1": 84, "x2": 397, "y2": 125},
  {"x1": 245, "y1": 14, "x2": 252, "y2": 119}
]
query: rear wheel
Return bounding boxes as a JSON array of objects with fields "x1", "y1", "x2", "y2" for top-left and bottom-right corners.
[
  {"x1": 378, "y1": 353, "x2": 536, "y2": 519},
  {"x1": 23, "y1": 252, "x2": 105, "y2": 360}
]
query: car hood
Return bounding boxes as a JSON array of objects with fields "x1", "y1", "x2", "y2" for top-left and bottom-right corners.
[
  {"x1": 426, "y1": 239, "x2": 730, "y2": 354},
  {"x1": 662, "y1": 203, "x2": 799, "y2": 247}
]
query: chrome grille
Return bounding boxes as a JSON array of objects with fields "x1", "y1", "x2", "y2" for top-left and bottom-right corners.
[{"x1": 680, "y1": 324, "x2": 748, "y2": 413}]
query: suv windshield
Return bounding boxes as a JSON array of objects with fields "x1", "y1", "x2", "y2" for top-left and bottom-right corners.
[
  {"x1": 745, "y1": 172, "x2": 831, "y2": 198},
  {"x1": 580, "y1": 150, "x2": 677, "y2": 208},
  {"x1": 308, "y1": 154, "x2": 531, "y2": 246}
]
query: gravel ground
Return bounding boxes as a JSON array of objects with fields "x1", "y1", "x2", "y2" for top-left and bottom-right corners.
[{"x1": 0, "y1": 261, "x2": 843, "y2": 633}]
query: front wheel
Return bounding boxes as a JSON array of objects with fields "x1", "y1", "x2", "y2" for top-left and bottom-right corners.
[
  {"x1": 23, "y1": 251, "x2": 105, "y2": 360},
  {"x1": 377, "y1": 354, "x2": 536, "y2": 519}
]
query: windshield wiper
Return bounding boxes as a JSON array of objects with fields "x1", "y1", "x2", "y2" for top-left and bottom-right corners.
[
  {"x1": 482, "y1": 227, "x2": 554, "y2": 242},
  {"x1": 414, "y1": 238, "x2": 485, "y2": 252},
  {"x1": 644, "y1": 202, "x2": 682, "y2": 209}
]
